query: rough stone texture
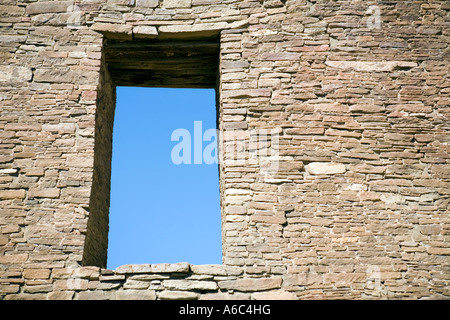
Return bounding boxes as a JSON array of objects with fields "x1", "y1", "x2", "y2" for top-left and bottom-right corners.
[
  {"x1": 305, "y1": 162, "x2": 347, "y2": 175},
  {"x1": 0, "y1": 0, "x2": 449, "y2": 300}
]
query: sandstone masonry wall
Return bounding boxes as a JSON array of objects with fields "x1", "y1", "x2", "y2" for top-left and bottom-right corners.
[{"x1": 0, "y1": 0, "x2": 449, "y2": 300}]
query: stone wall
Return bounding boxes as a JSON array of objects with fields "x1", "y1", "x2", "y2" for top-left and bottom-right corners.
[{"x1": 0, "y1": 0, "x2": 449, "y2": 300}]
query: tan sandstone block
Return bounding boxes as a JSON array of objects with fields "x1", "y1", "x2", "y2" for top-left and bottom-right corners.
[
  {"x1": 218, "y1": 278, "x2": 282, "y2": 292},
  {"x1": 163, "y1": 0, "x2": 192, "y2": 8},
  {"x1": 306, "y1": 162, "x2": 346, "y2": 175},
  {"x1": 0, "y1": 190, "x2": 26, "y2": 200},
  {"x1": 23, "y1": 269, "x2": 51, "y2": 279}
]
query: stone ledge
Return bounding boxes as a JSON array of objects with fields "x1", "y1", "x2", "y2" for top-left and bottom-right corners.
[
  {"x1": 114, "y1": 263, "x2": 245, "y2": 276},
  {"x1": 190, "y1": 264, "x2": 243, "y2": 276},
  {"x1": 115, "y1": 262, "x2": 190, "y2": 274}
]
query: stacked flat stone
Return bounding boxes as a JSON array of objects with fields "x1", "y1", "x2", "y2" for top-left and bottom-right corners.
[{"x1": 0, "y1": 0, "x2": 449, "y2": 300}]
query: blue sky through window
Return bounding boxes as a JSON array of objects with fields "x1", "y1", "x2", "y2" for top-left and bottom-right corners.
[{"x1": 106, "y1": 87, "x2": 222, "y2": 270}]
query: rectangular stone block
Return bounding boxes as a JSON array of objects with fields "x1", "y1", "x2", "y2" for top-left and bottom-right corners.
[
  {"x1": 158, "y1": 290, "x2": 199, "y2": 300},
  {"x1": 191, "y1": 265, "x2": 243, "y2": 276},
  {"x1": 159, "y1": 22, "x2": 227, "y2": 34},
  {"x1": 47, "y1": 291, "x2": 75, "y2": 300},
  {"x1": 261, "y1": 52, "x2": 301, "y2": 61},
  {"x1": 115, "y1": 290, "x2": 156, "y2": 300},
  {"x1": 325, "y1": 60, "x2": 417, "y2": 72},
  {"x1": 349, "y1": 104, "x2": 385, "y2": 113},
  {"x1": 313, "y1": 103, "x2": 349, "y2": 113},
  {"x1": 34, "y1": 69, "x2": 75, "y2": 84},
  {"x1": 0, "y1": 66, "x2": 32, "y2": 82},
  {"x1": 222, "y1": 88, "x2": 271, "y2": 99},
  {"x1": 91, "y1": 23, "x2": 133, "y2": 40},
  {"x1": 133, "y1": 26, "x2": 158, "y2": 39},
  {"x1": 323, "y1": 273, "x2": 367, "y2": 287},
  {"x1": 4, "y1": 293, "x2": 47, "y2": 300},
  {"x1": 384, "y1": 133, "x2": 414, "y2": 142},
  {"x1": 218, "y1": 278, "x2": 282, "y2": 292},
  {"x1": 66, "y1": 156, "x2": 94, "y2": 168},
  {"x1": 4, "y1": 123, "x2": 42, "y2": 132},
  {"x1": 54, "y1": 279, "x2": 89, "y2": 291},
  {"x1": 115, "y1": 264, "x2": 152, "y2": 274},
  {"x1": 0, "y1": 35, "x2": 27, "y2": 44},
  {"x1": 151, "y1": 262, "x2": 190, "y2": 273},
  {"x1": 26, "y1": 1, "x2": 74, "y2": 15},
  {"x1": 42, "y1": 123, "x2": 76, "y2": 133},
  {"x1": 251, "y1": 215, "x2": 286, "y2": 225},
  {"x1": 0, "y1": 5, "x2": 25, "y2": 16},
  {"x1": 0, "y1": 0, "x2": 448, "y2": 302},
  {"x1": 252, "y1": 290, "x2": 298, "y2": 300},
  {"x1": 77, "y1": 291, "x2": 107, "y2": 300},
  {"x1": 163, "y1": 279, "x2": 218, "y2": 291},
  {"x1": 0, "y1": 190, "x2": 26, "y2": 200},
  {"x1": 136, "y1": 0, "x2": 159, "y2": 8},
  {"x1": 123, "y1": 279, "x2": 150, "y2": 289},
  {"x1": 28, "y1": 188, "x2": 60, "y2": 199},
  {"x1": 284, "y1": 274, "x2": 323, "y2": 287},
  {"x1": 23, "y1": 269, "x2": 51, "y2": 279},
  {"x1": 392, "y1": 104, "x2": 432, "y2": 113},
  {"x1": 0, "y1": 285, "x2": 20, "y2": 294},
  {"x1": 0, "y1": 254, "x2": 28, "y2": 264},
  {"x1": 305, "y1": 162, "x2": 346, "y2": 175},
  {"x1": 0, "y1": 155, "x2": 13, "y2": 163},
  {"x1": 163, "y1": 0, "x2": 192, "y2": 8}
]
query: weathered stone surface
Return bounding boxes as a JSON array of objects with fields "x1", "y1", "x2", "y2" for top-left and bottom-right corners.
[
  {"x1": 115, "y1": 263, "x2": 190, "y2": 274},
  {"x1": 325, "y1": 61, "x2": 418, "y2": 72},
  {"x1": 0, "y1": 190, "x2": 26, "y2": 200},
  {"x1": 349, "y1": 104, "x2": 385, "y2": 113},
  {"x1": 42, "y1": 123, "x2": 76, "y2": 133},
  {"x1": 163, "y1": 0, "x2": 192, "y2": 9},
  {"x1": 115, "y1": 264, "x2": 152, "y2": 274},
  {"x1": 191, "y1": 265, "x2": 243, "y2": 276},
  {"x1": 91, "y1": 23, "x2": 133, "y2": 40},
  {"x1": 284, "y1": 274, "x2": 323, "y2": 287},
  {"x1": 77, "y1": 291, "x2": 108, "y2": 300},
  {"x1": 0, "y1": 35, "x2": 27, "y2": 43},
  {"x1": 251, "y1": 214, "x2": 286, "y2": 225},
  {"x1": 47, "y1": 291, "x2": 74, "y2": 300},
  {"x1": 0, "y1": 66, "x2": 32, "y2": 82},
  {"x1": 26, "y1": 1, "x2": 74, "y2": 15},
  {"x1": 218, "y1": 278, "x2": 282, "y2": 292},
  {"x1": 323, "y1": 273, "x2": 367, "y2": 287},
  {"x1": 420, "y1": 225, "x2": 441, "y2": 235},
  {"x1": 28, "y1": 188, "x2": 60, "y2": 199},
  {"x1": 23, "y1": 269, "x2": 51, "y2": 279},
  {"x1": 0, "y1": 0, "x2": 448, "y2": 302},
  {"x1": 0, "y1": 5, "x2": 25, "y2": 17},
  {"x1": 136, "y1": 0, "x2": 159, "y2": 8},
  {"x1": 66, "y1": 156, "x2": 94, "y2": 168},
  {"x1": 133, "y1": 26, "x2": 158, "y2": 39},
  {"x1": 34, "y1": 69, "x2": 97, "y2": 85},
  {"x1": 222, "y1": 89, "x2": 271, "y2": 99},
  {"x1": 115, "y1": 290, "x2": 156, "y2": 300},
  {"x1": 54, "y1": 279, "x2": 89, "y2": 291},
  {"x1": 4, "y1": 293, "x2": 47, "y2": 300},
  {"x1": 151, "y1": 262, "x2": 190, "y2": 273},
  {"x1": 163, "y1": 279, "x2": 218, "y2": 291},
  {"x1": 305, "y1": 162, "x2": 347, "y2": 175},
  {"x1": 199, "y1": 292, "x2": 251, "y2": 300},
  {"x1": 159, "y1": 22, "x2": 227, "y2": 34},
  {"x1": 158, "y1": 290, "x2": 199, "y2": 300},
  {"x1": 261, "y1": 52, "x2": 301, "y2": 61},
  {"x1": 123, "y1": 279, "x2": 150, "y2": 289},
  {"x1": 252, "y1": 290, "x2": 298, "y2": 300}
]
